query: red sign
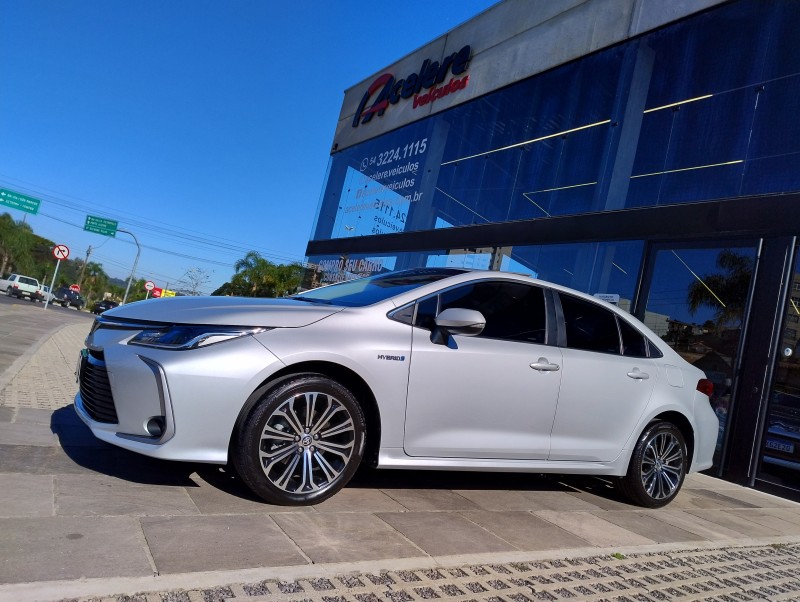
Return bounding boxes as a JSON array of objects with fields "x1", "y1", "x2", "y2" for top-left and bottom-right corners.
[
  {"x1": 53, "y1": 244, "x2": 70, "y2": 260},
  {"x1": 151, "y1": 287, "x2": 163, "y2": 298},
  {"x1": 69, "y1": 284, "x2": 80, "y2": 292}
]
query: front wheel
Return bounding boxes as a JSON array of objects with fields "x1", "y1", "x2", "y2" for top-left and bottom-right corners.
[
  {"x1": 619, "y1": 421, "x2": 687, "y2": 508},
  {"x1": 233, "y1": 374, "x2": 366, "y2": 505}
]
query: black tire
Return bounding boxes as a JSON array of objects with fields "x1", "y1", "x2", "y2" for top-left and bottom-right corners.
[
  {"x1": 233, "y1": 374, "x2": 366, "y2": 505},
  {"x1": 619, "y1": 421, "x2": 687, "y2": 508}
]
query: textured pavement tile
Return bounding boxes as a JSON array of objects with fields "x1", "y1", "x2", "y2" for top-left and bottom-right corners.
[
  {"x1": 381, "y1": 488, "x2": 481, "y2": 511},
  {"x1": 377, "y1": 511, "x2": 515, "y2": 556},
  {"x1": 460, "y1": 510, "x2": 592, "y2": 550},
  {"x1": 655, "y1": 508, "x2": 747, "y2": 539},
  {"x1": 685, "y1": 508, "x2": 785, "y2": 537},
  {"x1": 185, "y1": 471, "x2": 313, "y2": 515},
  {"x1": 564, "y1": 490, "x2": 637, "y2": 511},
  {"x1": 313, "y1": 487, "x2": 409, "y2": 513},
  {"x1": 141, "y1": 515, "x2": 306, "y2": 574},
  {"x1": 0, "y1": 444, "x2": 97, "y2": 474},
  {"x1": 683, "y1": 473, "x2": 741, "y2": 490},
  {"x1": 712, "y1": 486, "x2": 800, "y2": 508},
  {"x1": 272, "y1": 512, "x2": 423, "y2": 563},
  {"x1": 768, "y1": 507, "x2": 800, "y2": 527},
  {"x1": 56, "y1": 474, "x2": 200, "y2": 517},
  {"x1": 517, "y1": 489, "x2": 614, "y2": 512},
  {"x1": 669, "y1": 489, "x2": 743, "y2": 510},
  {"x1": 0, "y1": 406, "x2": 14, "y2": 422},
  {"x1": 598, "y1": 510, "x2": 706, "y2": 543},
  {"x1": 0, "y1": 516, "x2": 152, "y2": 583},
  {"x1": 454, "y1": 488, "x2": 562, "y2": 511},
  {"x1": 0, "y1": 421, "x2": 59, "y2": 446},
  {"x1": 728, "y1": 508, "x2": 800, "y2": 534},
  {"x1": 12, "y1": 407, "x2": 57, "y2": 424},
  {"x1": 0, "y1": 474, "x2": 53, "y2": 517},
  {"x1": 690, "y1": 488, "x2": 761, "y2": 508},
  {"x1": 534, "y1": 510, "x2": 655, "y2": 547}
]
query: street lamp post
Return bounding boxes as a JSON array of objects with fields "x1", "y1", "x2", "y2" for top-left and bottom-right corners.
[{"x1": 117, "y1": 228, "x2": 140, "y2": 305}]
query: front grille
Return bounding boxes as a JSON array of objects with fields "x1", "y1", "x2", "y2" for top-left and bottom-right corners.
[{"x1": 79, "y1": 352, "x2": 118, "y2": 423}]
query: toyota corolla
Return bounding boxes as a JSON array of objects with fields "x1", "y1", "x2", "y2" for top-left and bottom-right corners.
[{"x1": 75, "y1": 268, "x2": 718, "y2": 507}]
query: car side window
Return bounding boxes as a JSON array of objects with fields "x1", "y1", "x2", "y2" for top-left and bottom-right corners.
[
  {"x1": 432, "y1": 281, "x2": 547, "y2": 344},
  {"x1": 559, "y1": 293, "x2": 621, "y2": 354},
  {"x1": 617, "y1": 317, "x2": 649, "y2": 358}
]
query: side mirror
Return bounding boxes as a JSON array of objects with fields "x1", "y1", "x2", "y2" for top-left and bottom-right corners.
[{"x1": 432, "y1": 308, "x2": 486, "y2": 344}]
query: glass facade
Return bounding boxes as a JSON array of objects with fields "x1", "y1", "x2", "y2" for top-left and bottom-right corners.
[
  {"x1": 306, "y1": 0, "x2": 800, "y2": 496},
  {"x1": 310, "y1": 0, "x2": 800, "y2": 262}
]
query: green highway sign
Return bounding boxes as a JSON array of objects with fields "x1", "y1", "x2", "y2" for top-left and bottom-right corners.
[
  {"x1": 0, "y1": 188, "x2": 41, "y2": 214},
  {"x1": 84, "y1": 215, "x2": 118, "y2": 237}
]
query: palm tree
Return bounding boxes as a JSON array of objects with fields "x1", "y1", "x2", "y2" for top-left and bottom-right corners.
[
  {"x1": 230, "y1": 251, "x2": 304, "y2": 297},
  {"x1": 687, "y1": 249, "x2": 753, "y2": 329}
]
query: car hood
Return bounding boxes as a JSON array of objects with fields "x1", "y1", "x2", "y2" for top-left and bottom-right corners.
[{"x1": 102, "y1": 296, "x2": 345, "y2": 328}]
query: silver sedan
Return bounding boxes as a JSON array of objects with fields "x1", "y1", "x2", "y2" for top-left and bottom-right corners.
[{"x1": 75, "y1": 268, "x2": 718, "y2": 507}]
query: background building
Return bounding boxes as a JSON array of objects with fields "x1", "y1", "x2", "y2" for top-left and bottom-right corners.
[{"x1": 305, "y1": 0, "x2": 800, "y2": 497}]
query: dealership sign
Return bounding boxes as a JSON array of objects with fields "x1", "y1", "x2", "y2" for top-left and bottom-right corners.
[{"x1": 353, "y1": 45, "x2": 472, "y2": 127}]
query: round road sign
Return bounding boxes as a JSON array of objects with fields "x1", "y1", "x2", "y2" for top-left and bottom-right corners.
[
  {"x1": 144, "y1": 280, "x2": 155, "y2": 291},
  {"x1": 52, "y1": 244, "x2": 70, "y2": 260},
  {"x1": 69, "y1": 284, "x2": 81, "y2": 292}
]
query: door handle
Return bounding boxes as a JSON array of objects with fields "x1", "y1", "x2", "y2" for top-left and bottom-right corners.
[
  {"x1": 627, "y1": 368, "x2": 650, "y2": 380},
  {"x1": 530, "y1": 358, "x2": 560, "y2": 372}
]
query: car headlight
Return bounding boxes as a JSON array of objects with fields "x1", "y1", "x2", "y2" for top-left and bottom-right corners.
[{"x1": 129, "y1": 325, "x2": 268, "y2": 350}]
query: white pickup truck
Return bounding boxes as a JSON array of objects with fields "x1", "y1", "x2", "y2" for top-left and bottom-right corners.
[{"x1": 0, "y1": 273, "x2": 43, "y2": 301}]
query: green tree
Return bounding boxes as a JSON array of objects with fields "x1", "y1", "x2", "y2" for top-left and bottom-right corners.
[
  {"x1": 687, "y1": 249, "x2": 753, "y2": 329},
  {"x1": 0, "y1": 213, "x2": 36, "y2": 276},
  {"x1": 225, "y1": 251, "x2": 303, "y2": 297}
]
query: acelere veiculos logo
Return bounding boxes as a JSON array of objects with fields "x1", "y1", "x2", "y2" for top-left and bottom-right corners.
[{"x1": 352, "y1": 45, "x2": 472, "y2": 128}]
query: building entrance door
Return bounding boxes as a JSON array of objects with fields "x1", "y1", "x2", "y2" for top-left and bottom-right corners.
[
  {"x1": 636, "y1": 241, "x2": 759, "y2": 473},
  {"x1": 757, "y1": 246, "x2": 800, "y2": 491}
]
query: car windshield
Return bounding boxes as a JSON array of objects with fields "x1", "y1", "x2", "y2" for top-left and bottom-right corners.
[{"x1": 291, "y1": 268, "x2": 465, "y2": 307}]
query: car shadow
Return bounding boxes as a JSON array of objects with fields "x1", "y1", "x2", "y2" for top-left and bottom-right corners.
[
  {"x1": 50, "y1": 406, "x2": 200, "y2": 488},
  {"x1": 50, "y1": 406, "x2": 632, "y2": 506}
]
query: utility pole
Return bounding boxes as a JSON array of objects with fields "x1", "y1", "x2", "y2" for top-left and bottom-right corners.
[
  {"x1": 118, "y1": 229, "x2": 140, "y2": 305},
  {"x1": 77, "y1": 246, "x2": 92, "y2": 288}
]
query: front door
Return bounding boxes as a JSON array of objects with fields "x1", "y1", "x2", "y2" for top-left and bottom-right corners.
[{"x1": 403, "y1": 279, "x2": 562, "y2": 459}]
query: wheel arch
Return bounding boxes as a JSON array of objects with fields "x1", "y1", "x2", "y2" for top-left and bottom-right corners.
[
  {"x1": 228, "y1": 360, "x2": 382, "y2": 468},
  {"x1": 650, "y1": 410, "x2": 695, "y2": 468}
]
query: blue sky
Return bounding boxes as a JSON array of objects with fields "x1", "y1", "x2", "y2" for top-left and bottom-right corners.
[{"x1": 1, "y1": 1, "x2": 497, "y2": 294}]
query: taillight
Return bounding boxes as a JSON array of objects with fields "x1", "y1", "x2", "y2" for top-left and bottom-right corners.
[{"x1": 697, "y1": 378, "x2": 714, "y2": 398}]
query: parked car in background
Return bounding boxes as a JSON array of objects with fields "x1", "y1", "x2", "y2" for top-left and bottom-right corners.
[
  {"x1": 75, "y1": 268, "x2": 719, "y2": 509},
  {"x1": 92, "y1": 299, "x2": 119, "y2": 314},
  {"x1": 53, "y1": 287, "x2": 86, "y2": 310},
  {"x1": 38, "y1": 284, "x2": 54, "y2": 304},
  {"x1": 0, "y1": 274, "x2": 42, "y2": 301}
]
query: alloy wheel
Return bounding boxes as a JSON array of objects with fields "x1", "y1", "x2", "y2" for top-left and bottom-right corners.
[{"x1": 258, "y1": 391, "x2": 356, "y2": 494}]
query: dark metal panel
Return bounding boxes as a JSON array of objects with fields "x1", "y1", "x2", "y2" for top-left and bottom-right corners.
[
  {"x1": 306, "y1": 194, "x2": 800, "y2": 257},
  {"x1": 723, "y1": 236, "x2": 796, "y2": 484}
]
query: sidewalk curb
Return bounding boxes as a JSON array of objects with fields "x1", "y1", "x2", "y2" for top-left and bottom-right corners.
[{"x1": 3, "y1": 536, "x2": 800, "y2": 602}]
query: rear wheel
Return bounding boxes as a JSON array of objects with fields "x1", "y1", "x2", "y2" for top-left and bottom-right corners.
[
  {"x1": 233, "y1": 374, "x2": 366, "y2": 505},
  {"x1": 620, "y1": 421, "x2": 687, "y2": 508}
]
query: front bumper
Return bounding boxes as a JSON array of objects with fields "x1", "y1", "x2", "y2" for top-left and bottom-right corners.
[{"x1": 75, "y1": 326, "x2": 284, "y2": 463}]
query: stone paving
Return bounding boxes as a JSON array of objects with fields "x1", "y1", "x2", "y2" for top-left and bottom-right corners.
[
  {"x1": 3, "y1": 302, "x2": 800, "y2": 602},
  {"x1": 0, "y1": 322, "x2": 89, "y2": 409}
]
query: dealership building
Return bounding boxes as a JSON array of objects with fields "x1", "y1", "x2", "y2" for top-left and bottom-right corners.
[{"x1": 305, "y1": 0, "x2": 800, "y2": 497}]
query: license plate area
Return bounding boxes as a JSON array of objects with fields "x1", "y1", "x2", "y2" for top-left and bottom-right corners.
[{"x1": 766, "y1": 438, "x2": 795, "y2": 454}]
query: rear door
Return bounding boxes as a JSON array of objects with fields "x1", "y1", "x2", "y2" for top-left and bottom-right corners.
[{"x1": 548, "y1": 292, "x2": 657, "y2": 462}]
